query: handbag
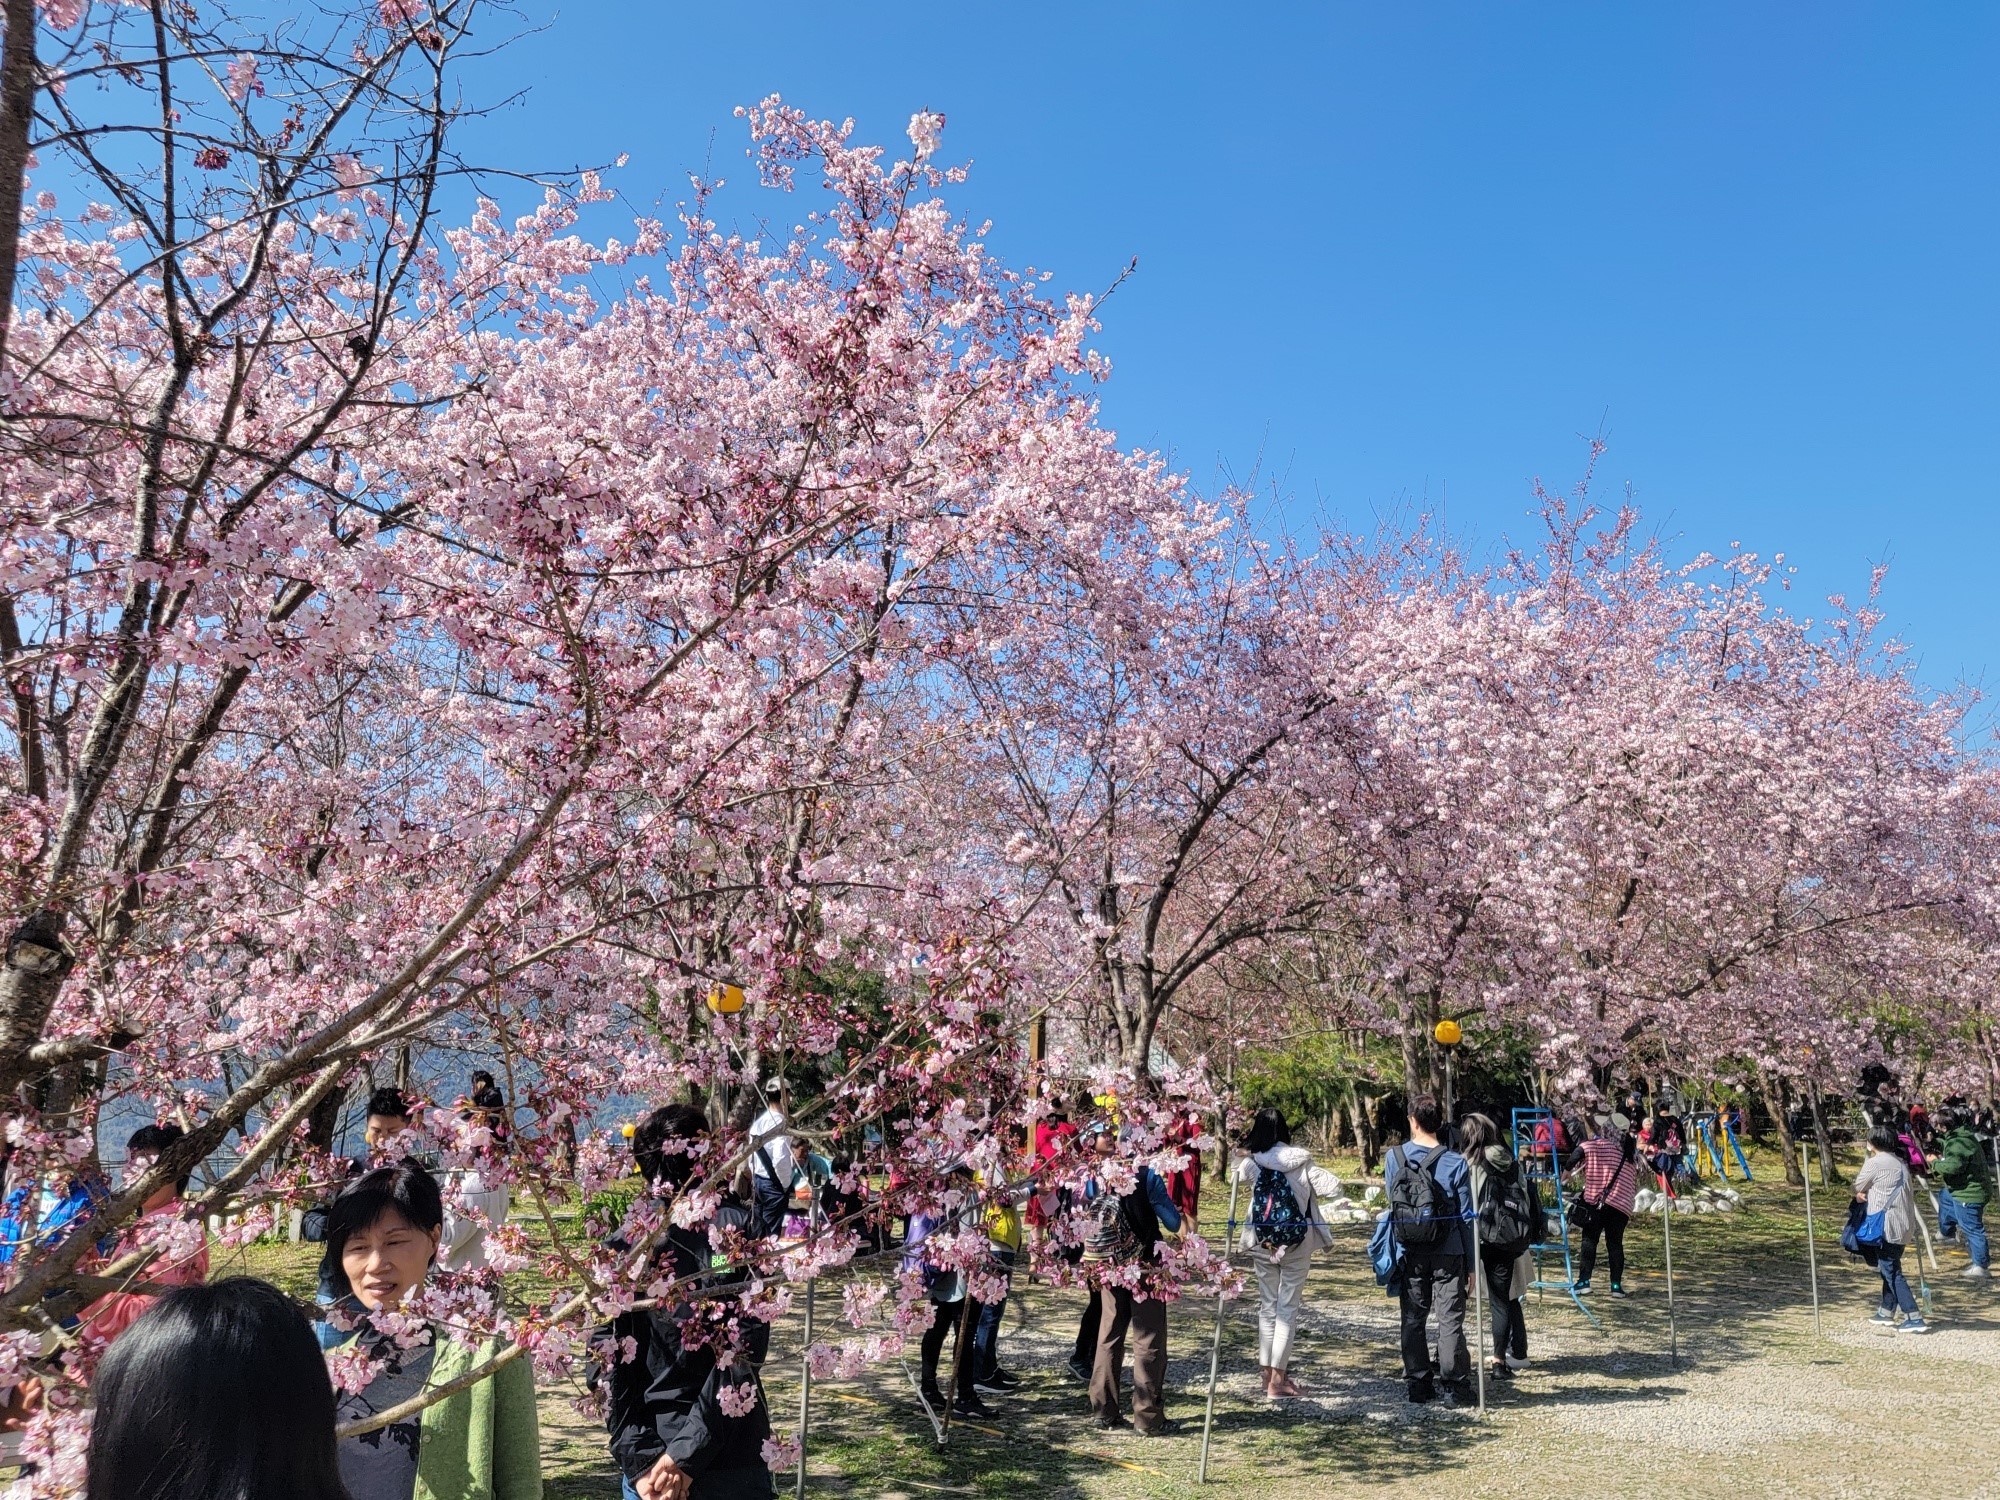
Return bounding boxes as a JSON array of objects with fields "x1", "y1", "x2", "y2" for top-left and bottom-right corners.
[
  {"x1": 1566, "y1": 1193, "x2": 1601, "y2": 1235},
  {"x1": 1843, "y1": 1176, "x2": 1904, "y2": 1255}
]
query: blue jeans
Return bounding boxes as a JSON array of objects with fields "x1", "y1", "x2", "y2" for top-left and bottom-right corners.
[
  {"x1": 1938, "y1": 1188, "x2": 1990, "y2": 1269},
  {"x1": 1877, "y1": 1243, "x2": 1918, "y2": 1314},
  {"x1": 971, "y1": 1247, "x2": 1016, "y2": 1380}
]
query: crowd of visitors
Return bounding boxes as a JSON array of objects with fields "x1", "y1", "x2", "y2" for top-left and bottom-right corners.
[{"x1": 22, "y1": 1068, "x2": 1998, "y2": 1500}]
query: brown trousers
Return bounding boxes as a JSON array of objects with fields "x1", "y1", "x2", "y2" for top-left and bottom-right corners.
[{"x1": 1089, "y1": 1284, "x2": 1167, "y2": 1430}]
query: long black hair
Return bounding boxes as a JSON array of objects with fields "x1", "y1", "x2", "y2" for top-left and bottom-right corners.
[
  {"x1": 86, "y1": 1277, "x2": 347, "y2": 1500},
  {"x1": 1239, "y1": 1107, "x2": 1291, "y2": 1155},
  {"x1": 323, "y1": 1162, "x2": 444, "y2": 1297}
]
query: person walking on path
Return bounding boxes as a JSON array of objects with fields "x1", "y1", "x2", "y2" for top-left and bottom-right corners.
[
  {"x1": 1458, "y1": 1112, "x2": 1535, "y2": 1379},
  {"x1": 1231, "y1": 1107, "x2": 1337, "y2": 1399},
  {"x1": 1855, "y1": 1125, "x2": 1929, "y2": 1334},
  {"x1": 1932, "y1": 1104, "x2": 1993, "y2": 1281},
  {"x1": 1384, "y1": 1094, "x2": 1475, "y2": 1406},
  {"x1": 1082, "y1": 1125, "x2": 1184, "y2": 1435},
  {"x1": 1571, "y1": 1113, "x2": 1639, "y2": 1297}
]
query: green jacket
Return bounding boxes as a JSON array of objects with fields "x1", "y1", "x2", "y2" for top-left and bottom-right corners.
[
  {"x1": 1934, "y1": 1127, "x2": 1993, "y2": 1209},
  {"x1": 345, "y1": 1332, "x2": 543, "y2": 1500}
]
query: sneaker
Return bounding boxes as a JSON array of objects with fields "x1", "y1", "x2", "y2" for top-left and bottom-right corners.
[
  {"x1": 1608, "y1": 1284, "x2": 1630, "y2": 1298},
  {"x1": 1444, "y1": 1383, "x2": 1478, "y2": 1409},
  {"x1": 1067, "y1": 1355, "x2": 1095, "y2": 1385},
  {"x1": 974, "y1": 1368, "x2": 1021, "y2": 1393},
  {"x1": 1484, "y1": 1360, "x2": 1514, "y2": 1381},
  {"x1": 1134, "y1": 1418, "x2": 1183, "y2": 1437},
  {"x1": 1572, "y1": 1280, "x2": 1593, "y2": 1295},
  {"x1": 1871, "y1": 1308, "x2": 1896, "y2": 1324},
  {"x1": 1503, "y1": 1354, "x2": 1529, "y2": 1372},
  {"x1": 1406, "y1": 1378, "x2": 1436, "y2": 1405},
  {"x1": 950, "y1": 1393, "x2": 995, "y2": 1419},
  {"x1": 1093, "y1": 1412, "x2": 1130, "y2": 1431},
  {"x1": 1895, "y1": 1316, "x2": 1930, "y2": 1335},
  {"x1": 1961, "y1": 1265, "x2": 1991, "y2": 1281},
  {"x1": 919, "y1": 1382, "x2": 945, "y2": 1410}
]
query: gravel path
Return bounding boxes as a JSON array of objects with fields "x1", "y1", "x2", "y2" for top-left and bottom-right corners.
[{"x1": 708, "y1": 1181, "x2": 2000, "y2": 1500}]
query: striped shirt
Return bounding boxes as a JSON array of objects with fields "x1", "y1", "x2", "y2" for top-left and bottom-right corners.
[{"x1": 1577, "y1": 1136, "x2": 1639, "y2": 1214}]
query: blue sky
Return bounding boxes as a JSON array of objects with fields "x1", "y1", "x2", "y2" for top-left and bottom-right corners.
[{"x1": 462, "y1": 3, "x2": 1999, "y2": 704}]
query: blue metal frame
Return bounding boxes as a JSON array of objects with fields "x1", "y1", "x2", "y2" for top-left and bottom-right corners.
[
  {"x1": 1686, "y1": 1110, "x2": 1754, "y2": 1182},
  {"x1": 1510, "y1": 1106, "x2": 1600, "y2": 1327}
]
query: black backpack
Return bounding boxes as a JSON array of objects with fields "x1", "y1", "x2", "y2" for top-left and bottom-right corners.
[
  {"x1": 1480, "y1": 1164, "x2": 1541, "y2": 1251},
  {"x1": 1387, "y1": 1145, "x2": 1450, "y2": 1249}
]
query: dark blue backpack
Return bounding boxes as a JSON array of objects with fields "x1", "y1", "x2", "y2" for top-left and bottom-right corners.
[{"x1": 1251, "y1": 1164, "x2": 1310, "y2": 1249}]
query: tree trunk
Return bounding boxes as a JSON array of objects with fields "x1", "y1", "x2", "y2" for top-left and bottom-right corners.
[
  {"x1": 1348, "y1": 1081, "x2": 1379, "y2": 1174},
  {"x1": 1757, "y1": 1064, "x2": 1804, "y2": 1187},
  {"x1": 1399, "y1": 1022, "x2": 1434, "y2": 1103},
  {"x1": 305, "y1": 1081, "x2": 346, "y2": 1155},
  {"x1": 0, "y1": 0, "x2": 39, "y2": 371},
  {"x1": 1806, "y1": 1078, "x2": 1842, "y2": 1186}
]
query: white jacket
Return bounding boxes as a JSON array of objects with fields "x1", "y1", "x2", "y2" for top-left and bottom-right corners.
[{"x1": 1234, "y1": 1145, "x2": 1341, "y2": 1253}]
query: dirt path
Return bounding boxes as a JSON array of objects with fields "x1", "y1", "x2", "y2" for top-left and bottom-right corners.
[
  {"x1": 236, "y1": 1167, "x2": 1997, "y2": 1499},
  {"x1": 713, "y1": 1184, "x2": 2000, "y2": 1500}
]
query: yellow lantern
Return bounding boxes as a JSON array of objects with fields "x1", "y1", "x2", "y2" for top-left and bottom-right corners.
[
  {"x1": 707, "y1": 983, "x2": 746, "y2": 1016},
  {"x1": 1432, "y1": 1018, "x2": 1463, "y2": 1048}
]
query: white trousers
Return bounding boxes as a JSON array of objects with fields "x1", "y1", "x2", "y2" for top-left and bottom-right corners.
[{"x1": 1252, "y1": 1244, "x2": 1313, "y2": 1371}]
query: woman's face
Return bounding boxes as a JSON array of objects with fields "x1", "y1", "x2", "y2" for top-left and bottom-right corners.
[{"x1": 341, "y1": 1207, "x2": 441, "y2": 1311}]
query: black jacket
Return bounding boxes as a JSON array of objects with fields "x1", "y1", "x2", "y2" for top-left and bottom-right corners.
[{"x1": 605, "y1": 1199, "x2": 772, "y2": 1484}]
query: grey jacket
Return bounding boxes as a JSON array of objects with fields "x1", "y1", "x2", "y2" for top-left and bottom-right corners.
[{"x1": 1853, "y1": 1151, "x2": 1916, "y2": 1245}]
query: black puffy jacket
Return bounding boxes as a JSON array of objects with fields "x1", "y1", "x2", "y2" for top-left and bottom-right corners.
[{"x1": 604, "y1": 1199, "x2": 772, "y2": 1487}]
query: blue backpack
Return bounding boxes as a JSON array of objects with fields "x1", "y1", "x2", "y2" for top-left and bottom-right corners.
[{"x1": 1251, "y1": 1164, "x2": 1310, "y2": 1249}]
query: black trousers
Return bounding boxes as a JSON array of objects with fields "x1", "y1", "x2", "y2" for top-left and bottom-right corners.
[
  {"x1": 1072, "y1": 1282, "x2": 1102, "y2": 1366},
  {"x1": 1398, "y1": 1253, "x2": 1468, "y2": 1387},
  {"x1": 1481, "y1": 1252, "x2": 1527, "y2": 1361},
  {"x1": 1578, "y1": 1206, "x2": 1628, "y2": 1286},
  {"x1": 919, "y1": 1298, "x2": 975, "y2": 1400}
]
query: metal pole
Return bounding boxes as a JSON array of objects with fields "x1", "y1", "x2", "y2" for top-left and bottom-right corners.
[
  {"x1": 1468, "y1": 1197, "x2": 1486, "y2": 1415},
  {"x1": 1197, "y1": 1171, "x2": 1243, "y2": 1483},
  {"x1": 1662, "y1": 1179, "x2": 1677, "y2": 1367},
  {"x1": 1800, "y1": 1144, "x2": 1821, "y2": 1336},
  {"x1": 795, "y1": 1273, "x2": 815, "y2": 1498}
]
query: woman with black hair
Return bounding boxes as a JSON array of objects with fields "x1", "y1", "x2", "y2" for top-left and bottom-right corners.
[
  {"x1": 1230, "y1": 1107, "x2": 1337, "y2": 1399},
  {"x1": 1569, "y1": 1114, "x2": 1639, "y2": 1297},
  {"x1": 1458, "y1": 1112, "x2": 1534, "y2": 1380},
  {"x1": 1854, "y1": 1125, "x2": 1927, "y2": 1333},
  {"x1": 86, "y1": 1277, "x2": 347, "y2": 1500},
  {"x1": 78, "y1": 1122, "x2": 211, "y2": 1344},
  {"x1": 327, "y1": 1162, "x2": 542, "y2": 1500}
]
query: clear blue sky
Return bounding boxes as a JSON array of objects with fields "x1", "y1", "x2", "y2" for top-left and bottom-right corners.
[{"x1": 461, "y1": 2, "x2": 1999, "y2": 705}]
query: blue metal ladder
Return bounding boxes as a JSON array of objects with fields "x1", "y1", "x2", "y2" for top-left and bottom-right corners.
[{"x1": 1510, "y1": 1106, "x2": 1600, "y2": 1328}]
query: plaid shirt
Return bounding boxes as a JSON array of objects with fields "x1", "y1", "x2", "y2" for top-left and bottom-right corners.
[{"x1": 1577, "y1": 1137, "x2": 1639, "y2": 1214}]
